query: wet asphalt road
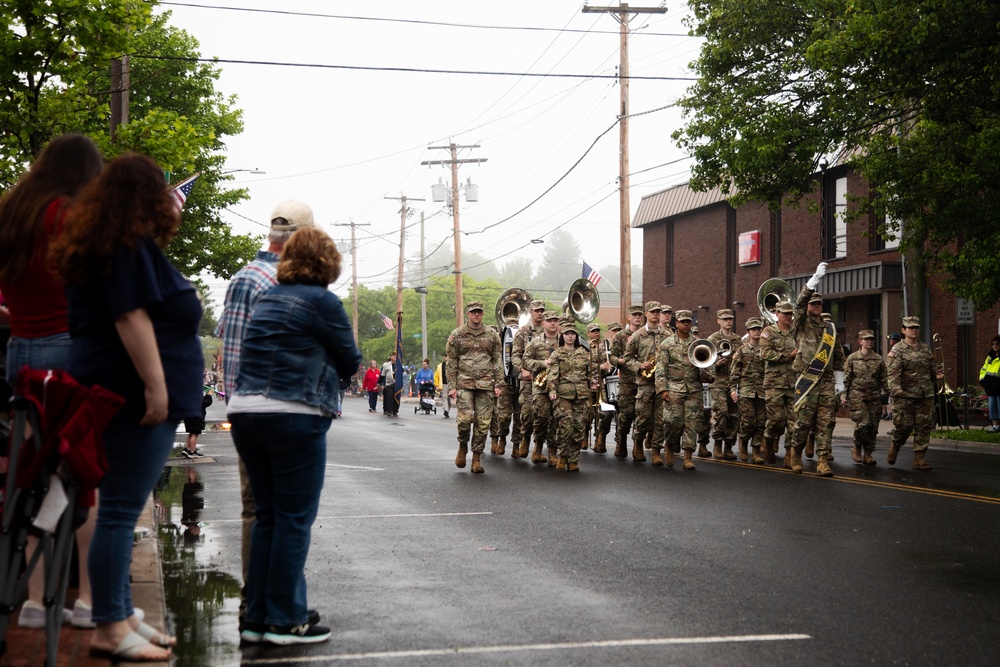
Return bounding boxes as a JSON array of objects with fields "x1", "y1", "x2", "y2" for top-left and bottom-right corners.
[{"x1": 158, "y1": 396, "x2": 1000, "y2": 666}]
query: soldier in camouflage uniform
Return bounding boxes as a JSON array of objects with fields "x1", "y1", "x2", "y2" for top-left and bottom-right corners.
[
  {"x1": 548, "y1": 323, "x2": 599, "y2": 471},
  {"x1": 522, "y1": 310, "x2": 563, "y2": 465},
  {"x1": 842, "y1": 329, "x2": 888, "y2": 465},
  {"x1": 886, "y1": 316, "x2": 941, "y2": 470},
  {"x1": 445, "y1": 301, "x2": 504, "y2": 474},
  {"x1": 788, "y1": 262, "x2": 846, "y2": 477},
  {"x1": 759, "y1": 300, "x2": 798, "y2": 465},
  {"x1": 624, "y1": 302, "x2": 669, "y2": 462},
  {"x1": 584, "y1": 323, "x2": 614, "y2": 453},
  {"x1": 655, "y1": 310, "x2": 702, "y2": 470},
  {"x1": 729, "y1": 317, "x2": 766, "y2": 463},
  {"x1": 511, "y1": 300, "x2": 547, "y2": 458},
  {"x1": 690, "y1": 324, "x2": 712, "y2": 457},
  {"x1": 609, "y1": 307, "x2": 644, "y2": 458},
  {"x1": 707, "y1": 309, "x2": 742, "y2": 460},
  {"x1": 490, "y1": 314, "x2": 522, "y2": 456}
]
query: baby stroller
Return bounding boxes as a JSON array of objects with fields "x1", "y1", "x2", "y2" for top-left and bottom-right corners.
[{"x1": 414, "y1": 382, "x2": 437, "y2": 415}]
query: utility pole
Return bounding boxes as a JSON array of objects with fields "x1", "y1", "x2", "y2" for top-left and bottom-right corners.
[
  {"x1": 384, "y1": 194, "x2": 425, "y2": 317},
  {"x1": 422, "y1": 143, "x2": 487, "y2": 329},
  {"x1": 109, "y1": 55, "x2": 130, "y2": 142},
  {"x1": 333, "y1": 219, "x2": 370, "y2": 343},
  {"x1": 583, "y1": 3, "x2": 667, "y2": 324},
  {"x1": 419, "y1": 211, "x2": 428, "y2": 360}
]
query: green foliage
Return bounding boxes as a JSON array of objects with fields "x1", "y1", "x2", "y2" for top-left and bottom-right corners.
[
  {"x1": 675, "y1": 0, "x2": 1000, "y2": 307},
  {"x1": 0, "y1": 3, "x2": 259, "y2": 280}
]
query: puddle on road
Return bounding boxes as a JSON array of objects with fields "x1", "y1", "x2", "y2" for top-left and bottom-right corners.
[{"x1": 155, "y1": 465, "x2": 243, "y2": 667}]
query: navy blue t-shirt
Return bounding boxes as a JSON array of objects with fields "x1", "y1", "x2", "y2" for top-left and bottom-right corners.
[{"x1": 67, "y1": 236, "x2": 203, "y2": 420}]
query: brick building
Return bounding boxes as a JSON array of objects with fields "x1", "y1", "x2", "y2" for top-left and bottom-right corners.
[{"x1": 632, "y1": 166, "x2": 1000, "y2": 393}]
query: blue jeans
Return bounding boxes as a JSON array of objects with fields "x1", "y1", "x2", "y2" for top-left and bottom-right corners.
[
  {"x1": 5, "y1": 332, "x2": 72, "y2": 385},
  {"x1": 989, "y1": 394, "x2": 1000, "y2": 421},
  {"x1": 89, "y1": 418, "x2": 177, "y2": 623},
  {"x1": 229, "y1": 412, "x2": 331, "y2": 626}
]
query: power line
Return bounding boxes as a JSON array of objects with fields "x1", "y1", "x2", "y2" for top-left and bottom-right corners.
[
  {"x1": 130, "y1": 54, "x2": 696, "y2": 81},
  {"x1": 157, "y1": 2, "x2": 692, "y2": 37}
]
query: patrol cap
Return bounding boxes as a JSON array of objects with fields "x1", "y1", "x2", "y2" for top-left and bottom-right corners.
[
  {"x1": 691, "y1": 325, "x2": 699, "y2": 334},
  {"x1": 587, "y1": 323, "x2": 601, "y2": 333},
  {"x1": 745, "y1": 317, "x2": 763, "y2": 329},
  {"x1": 859, "y1": 329, "x2": 875, "y2": 339},
  {"x1": 808, "y1": 292, "x2": 824, "y2": 304},
  {"x1": 644, "y1": 301, "x2": 662, "y2": 312},
  {"x1": 542, "y1": 309, "x2": 560, "y2": 321},
  {"x1": 661, "y1": 304, "x2": 673, "y2": 313},
  {"x1": 717, "y1": 309, "x2": 734, "y2": 319},
  {"x1": 466, "y1": 301, "x2": 485, "y2": 312},
  {"x1": 560, "y1": 323, "x2": 578, "y2": 333},
  {"x1": 505, "y1": 315, "x2": 518, "y2": 325},
  {"x1": 629, "y1": 305, "x2": 644, "y2": 316},
  {"x1": 608, "y1": 321, "x2": 622, "y2": 332},
  {"x1": 775, "y1": 301, "x2": 794, "y2": 314},
  {"x1": 529, "y1": 299, "x2": 546, "y2": 310},
  {"x1": 675, "y1": 309, "x2": 693, "y2": 322},
  {"x1": 902, "y1": 316, "x2": 921, "y2": 328}
]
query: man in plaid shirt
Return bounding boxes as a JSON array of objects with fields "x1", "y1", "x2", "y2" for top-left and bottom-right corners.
[{"x1": 215, "y1": 200, "x2": 314, "y2": 627}]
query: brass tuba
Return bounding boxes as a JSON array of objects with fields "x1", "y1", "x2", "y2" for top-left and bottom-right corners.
[
  {"x1": 757, "y1": 278, "x2": 794, "y2": 326},
  {"x1": 495, "y1": 288, "x2": 533, "y2": 329},
  {"x1": 688, "y1": 339, "x2": 718, "y2": 369},
  {"x1": 563, "y1": 278, "x2": 600, "y2": 324}
]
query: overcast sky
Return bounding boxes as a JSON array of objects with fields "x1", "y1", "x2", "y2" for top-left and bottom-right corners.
[{"x1": 157, "y1": 1, "x2": 703, "y2": 307}]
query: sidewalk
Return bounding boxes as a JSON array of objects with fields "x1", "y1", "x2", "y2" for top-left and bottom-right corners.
[{"x1": 0, "y1": 498, "x2": 169, "y2": 667}]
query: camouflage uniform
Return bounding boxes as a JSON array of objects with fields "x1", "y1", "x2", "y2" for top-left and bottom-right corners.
[
  {"x1": 844, "y1": 342, "x2": 889, "y2": 457},
  {"x1": 707, "y1": 325, "x2": 742, "y2": 452},
  {"x1": 445, "y1": 320, "x2": 503, "y2": 455},
  {"x1": 759, "y1": 315, "x2": 798, "y2": 458},
  {"x1": 887, "y1": 334, "x2": 936, "y2": 456},
  {"x1": 523, "y1": 328, "x2": 562, "y2": 461},
  {"x1": 730, "y1": 338, "x2": 766, "y2": 455},
  {"x1": 609, "y1": 325, "x2": 638, "y2": 455},
  {"x1": 548, "y1": 343, "x2": 597, "y2": 467},
  {"x1": 511, "y1": 320, "x2": 545, "y2": 455},
  {"x1": 490, "y1": 318, "x2": 521, "y2": 453},
  {"x1": 655, "y1": 330, "x2": 704, "y2": 456},
  {"x1": 625, "y1": 321, "x2": 668, "y2": 460},
  {"x1": 789, "y1": 288, "x2": 845, "y2": 461}
]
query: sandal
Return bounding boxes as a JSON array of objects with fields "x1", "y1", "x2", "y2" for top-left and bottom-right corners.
[
  {"x1": 136, "y1": 620, "x2": 177, "y2": 647},
  {"x1": 90, "y1": 630, "x2": 172, "y2": 662}
]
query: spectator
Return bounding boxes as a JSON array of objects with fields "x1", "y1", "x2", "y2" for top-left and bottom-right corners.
[
  {"x1": 181, "y1": 388, "x2": 213, "y2": 458},
  {"x1": 381, "y1": 353, "x2": 398, "y2": 417},
  {"x1": 363, "y1": 359, "x2": 381, "y2": 412},
  {"x1": 52, "y1": 153, "x2": 202, "y2": 660},
  {"x1": 228, "y1": 226, "x2": 361, "y2": 645},
  {"x1": 0, "y1": 133, "x2": 103, "y2": 630},
  {"x1": 979, "y1": 335, "x2": 1000, "y2": 433}
]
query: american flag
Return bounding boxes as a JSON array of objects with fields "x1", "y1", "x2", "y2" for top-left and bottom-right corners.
[
  {"x1": 379, "y1": 312, "x2": 394, "y2": 331},
  {"x1": 582, "y1": 260, "x2": 603, "y2": 287},
  {"x1": 170, "y1": 173, "x2": 199, "y2": 213}
]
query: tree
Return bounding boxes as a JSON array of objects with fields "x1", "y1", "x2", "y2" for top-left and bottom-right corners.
[
  {"x1": 0, "y1": 3, "x2": 259, "y2": 279},
  {"x1": 532, "y1": 230, "x2": 583, "y2": 298},
  {"x1": 674, "y1": 0, "x2": 1000, "y2": 308}
]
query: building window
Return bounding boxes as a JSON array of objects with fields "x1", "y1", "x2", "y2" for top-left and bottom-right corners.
[
  {"x1": 823, "y1": 175, "x2": 848, "y2": 259},
  {"x1": 872, "y1": 211, "x2": 901, "y2": 251}
]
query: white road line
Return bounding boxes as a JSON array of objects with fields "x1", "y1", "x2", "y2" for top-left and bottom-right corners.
[
  {"x1": 239, "y1": 633, "x2": 811, "y2": 664},
  {"x1": 327, "y1": 464, "x2": 384, "y2": 471},
  {"x1": 207, "y1": 511, "x2": 492, "y2": 523}
]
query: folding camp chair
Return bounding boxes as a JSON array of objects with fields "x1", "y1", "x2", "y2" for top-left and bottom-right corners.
[{"x1": 0, "y1": 368, "x2": 122, "y2": 666}]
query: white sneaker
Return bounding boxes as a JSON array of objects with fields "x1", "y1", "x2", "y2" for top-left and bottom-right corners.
[
  {"x1": 70, "y1": 599, "x2": 96, "y2": 628},
  {"x1": 18, "y1": 600, "x2": 72, "y2": 629}
]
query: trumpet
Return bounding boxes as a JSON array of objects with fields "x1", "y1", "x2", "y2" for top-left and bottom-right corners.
[
  {"x1": 639, "y1": 353, "x2": 656, "y2": 379},
  {"x1": 534, "y1": 368, "x2": 549, "y2": 389},
  {"x1": 689, "y1": 339, "x2": 718, "y2": 369}
]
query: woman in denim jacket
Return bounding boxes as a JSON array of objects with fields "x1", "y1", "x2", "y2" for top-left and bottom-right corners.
[{"x1": 228, "y1": 226, "x2": 361, "y2": 645}]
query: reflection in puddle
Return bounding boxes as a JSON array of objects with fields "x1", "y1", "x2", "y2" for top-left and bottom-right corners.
[{"x1": 155, "y1": 465, "x2": 243, "y2": 667}]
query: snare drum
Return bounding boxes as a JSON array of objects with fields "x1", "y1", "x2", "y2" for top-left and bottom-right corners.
[{"x1": 605, "y1": 375, "x2": 619, "y2": 405}]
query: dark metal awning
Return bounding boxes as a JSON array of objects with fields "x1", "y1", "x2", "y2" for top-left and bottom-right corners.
[{"x1": 785, "y1": 261, "x2": 903, "y2": 297}]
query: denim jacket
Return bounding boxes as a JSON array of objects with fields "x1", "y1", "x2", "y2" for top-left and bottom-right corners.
[{"x1": 235, "y1": 283, "x2": 362, "y2": 415}]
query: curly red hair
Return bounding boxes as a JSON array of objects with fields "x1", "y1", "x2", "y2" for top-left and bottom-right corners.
[
  {"x1": 50, "y1": 154, "x2": 180, "y2": 284},
  {"x1": 277, "y1": 227, "x2": 342, "y2": 286}
]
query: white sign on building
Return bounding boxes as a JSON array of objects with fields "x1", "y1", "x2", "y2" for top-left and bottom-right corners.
[{"x1": 956, "y1": 298, "x2": 975, "y2": 326}]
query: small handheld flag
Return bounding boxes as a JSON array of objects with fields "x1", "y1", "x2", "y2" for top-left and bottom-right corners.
[{"x1": 171, "y1": 173, "x2": 200, "y2": 213}]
